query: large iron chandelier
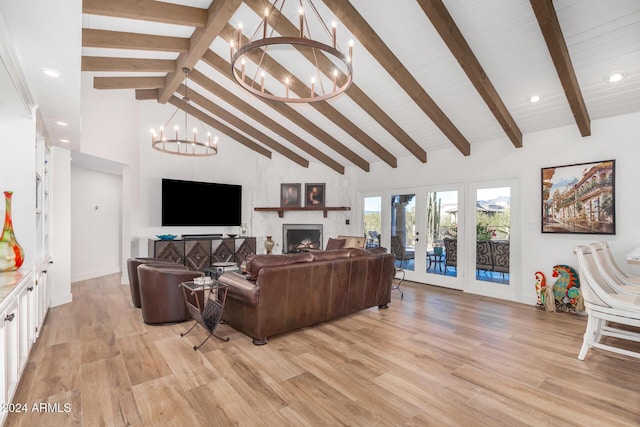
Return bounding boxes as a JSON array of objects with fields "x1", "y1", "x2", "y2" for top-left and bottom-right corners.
[
  {"x1": 150, "y1": 68, "x2": 218, "y2": 157},
  {"x1": 230, "y1": 0, "x2": 353, "y2": 103}
]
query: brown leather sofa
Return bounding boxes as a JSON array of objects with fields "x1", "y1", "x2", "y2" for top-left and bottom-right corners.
[
  {"x1": 218, "y1": 248, "x2": 396, "y2": 345},
  {"x1": 137, "y1": 264, "x2": 203, "y2": 324},
  {"x1": 127, "y1": 257, "x2": 181, "y2": 308}
]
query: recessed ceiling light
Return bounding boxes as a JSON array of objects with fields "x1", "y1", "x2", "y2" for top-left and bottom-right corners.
[
  {"x1": 56, "y1": 121, "x2": 68, "y2": 127},
  {"x1": 60, "y1": 139, "x2": 70, "y2": 143},
  {"x1": 41, "y1": 68, "x2": 61, "y2": 78},
  {"x1": 606, "y1": 71, "x2": 625, "y2": 83},
  {"x1": 529, "y1": 94, "x2": 542, "y2": 103}
]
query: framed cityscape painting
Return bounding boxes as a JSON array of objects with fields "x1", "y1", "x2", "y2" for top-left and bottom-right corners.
[{"x1": 541, "y1": 159, "x2": 615, "y2": 234}]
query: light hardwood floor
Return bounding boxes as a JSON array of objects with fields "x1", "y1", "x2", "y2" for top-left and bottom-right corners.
[{"x1": 7, "y1": 273, "x2": 640, "y2": 426}]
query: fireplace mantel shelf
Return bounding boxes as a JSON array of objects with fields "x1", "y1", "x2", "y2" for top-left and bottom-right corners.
[{"x1": 254, "y1": 206, "x2": 350, "y2": 218}]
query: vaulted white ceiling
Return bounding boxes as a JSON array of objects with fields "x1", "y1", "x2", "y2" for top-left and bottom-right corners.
[{"x1": 2, "y1": 0, "x2": 639, "y2": 173}]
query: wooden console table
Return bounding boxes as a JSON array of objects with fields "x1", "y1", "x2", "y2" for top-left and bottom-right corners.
[{"x1": 254, "y1": 206, "x2": 350, "y2": 218}]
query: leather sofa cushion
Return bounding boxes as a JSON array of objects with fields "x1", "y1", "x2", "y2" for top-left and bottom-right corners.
[
  {"x1": 311, "y1": 249, "x2": 352, "y2": 262},
  {"x1": 337, "y1": 235, "x2": 366, "y2": 249},
  {"x1": 366, "y1": 246, "x2": 387, "y2": 255},
  {"x1": 347, "y1": 248, "x2": 369, "y2": 257},
  {"x1": 325, "y1": 238, "x2": 346, "y2": 250},
  {"x1": 245, "y1": 252, "x2": 314, "y2": 280}
]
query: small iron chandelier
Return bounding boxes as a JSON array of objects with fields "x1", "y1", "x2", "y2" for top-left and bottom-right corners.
[
  {"x1": 230, "y1": 0, "x2": 353, "y2": 103},
  {"x1": 150, "y1": 68, "x2": 218, "y2": 157}
]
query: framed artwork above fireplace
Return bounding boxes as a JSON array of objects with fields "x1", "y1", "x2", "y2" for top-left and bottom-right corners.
[
  {"x1": 281, "y1": 183, "x2": 301, "y2": 207},
  {"x1": 305, "y1": 183, "x2": 325, "y2": 207}
]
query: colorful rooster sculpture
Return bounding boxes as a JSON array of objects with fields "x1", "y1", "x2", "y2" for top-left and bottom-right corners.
[
  {"x1": 550, "y1": 264, "x2": 583, "y2": 313},
  {"x1": 535, "y1": 266, "x2": 583, "y2": 313},
  {"x1": 534, "y1": 271, "x2": 546, "y2": 306}
]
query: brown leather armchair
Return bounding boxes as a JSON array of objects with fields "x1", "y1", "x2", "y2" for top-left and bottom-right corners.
[
  {"x1": 127, "y1": 258, "x2": 180, "y2": 308},
  {"x1": 137, "y1": 264, "x2": 203, "y2": 324}
]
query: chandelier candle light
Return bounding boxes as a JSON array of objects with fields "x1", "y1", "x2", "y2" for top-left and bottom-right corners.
[
  {"x1": 150, "y1": 68, "x2": 219, "y2": 157},
  {"x1": 230, "y1": 0, "x2": 353, "y2": 103}
]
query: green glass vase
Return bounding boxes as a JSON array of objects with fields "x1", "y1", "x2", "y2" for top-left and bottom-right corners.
[{"x1": 0, "y1": 191, "x2": 25, "y2": 272}]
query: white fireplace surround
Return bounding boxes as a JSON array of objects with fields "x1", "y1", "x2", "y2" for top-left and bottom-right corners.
[{"x1": 283, "y1": 224, "x2": 323, "y2": 253}]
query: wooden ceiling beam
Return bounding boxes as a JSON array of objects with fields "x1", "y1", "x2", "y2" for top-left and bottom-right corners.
[
  {"x1": 201, "y1": 50, "x2": 370, "y2": 172},
  {"x1": 323, "y1": 0, "x2": 470, "y2": 156},
  {"x1": 82, "y1": 56, "x2": 176, "y2": 73},
  {"x1": 176, "y1": 85, "x2": 309, "y2": 168},
  {"x1": 82, "y1": 28, "x2": 189, "y2": 52},
  {"x1": 168, "y1": 95, "x2": 272, "y2": 160},
  {"x1": 530, "y1": 0, "x2": 591, "y2": 137},
  {"x1": 135, "y1": 89, "x2": 273, "y2": 160},
  {"x1": 82, "y1": 0, "x2": 207, "y2": 27},
  {"x1": 189, "y1": 70, "x2": 345, "y2": 174},
  {"x1": 243, "y1": 0, "x2": 426, "y2": 163},
  {"x1": 135, "y1": 89, "x2": 158, "y2": 101},
  {"x1": 158, "y1": 0, "x2": 243, "y2": 104},
  {"x1": 417, "y1": 0, "x2": 523, "y2": 148},
  {"x1": 93, "y1": 76, "x2": 165, "y2": 90},
  {"x1": 220, "y1": 24, "x2": 397, "y2": 168}
]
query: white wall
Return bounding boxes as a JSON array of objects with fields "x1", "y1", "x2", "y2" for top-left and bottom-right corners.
[
  {"x1": 80, "y1": 74, "x2": 139, "y2": 165},
  {"x1": 70, "y1": 166, "x2": 122, "y2": 282},
  {"x1": 354, "y1": 111, "x2": 640, "y2": 304},
  {"x1": 80, "y1": 75, "x2": 139, "y2": 283},
  {"x1": 0, "y1": 115, "x2": 36, "y2": 270},
  {"x1": 136, "y1": 101, "x2": 357, "y2": 256},
  {"x1": 50, "y1": 147, "x2": 72, "y2": 306}
]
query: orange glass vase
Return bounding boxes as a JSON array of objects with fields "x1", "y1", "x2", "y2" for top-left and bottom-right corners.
[{"x1": 0, "y1": 191, "x2": 25, "y2": 272}]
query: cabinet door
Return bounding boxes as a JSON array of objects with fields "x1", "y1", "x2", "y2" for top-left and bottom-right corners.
[
  {"x1": 17, "y1": 283, "x2": 33, "y2": 368},
  {"x1": 35, "y1": 269, "x2": 49, "y2": 338},
  {"x1": 155, "y1": 240, "x2": 185, "y2": 264},
  {"x1": 185, "y1": 239, "x2": 212, "y2": 271},
  {"x1": 235, "y1": 237, "x2": 256, "y2": 266},
  {"x1": 211, "y1": 239, "x2": 235, "y2": 263},
  {"x1": 2, "y1": 298, "x2": 19, "y2": 404}
]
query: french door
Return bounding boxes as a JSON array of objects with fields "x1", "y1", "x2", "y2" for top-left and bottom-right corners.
[
  {"x1": 387, "y1": 185, "x2": 465, "y2": 290},
  {"x1": 362, "y1": 179, "x2": 517, "y2": 298},
  {"x1": 466, "y1": 179, "x2": 519, "y2": 301}
]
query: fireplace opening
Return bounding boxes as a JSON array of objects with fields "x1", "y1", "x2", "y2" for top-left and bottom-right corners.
[{"x1": 283, "y1": 224, "x2": 323, "y2": 253}]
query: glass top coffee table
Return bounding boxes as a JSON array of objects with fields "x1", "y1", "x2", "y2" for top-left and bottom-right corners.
[{"x1": 180, "y1": 277, "x2": 229, "y2": 350}]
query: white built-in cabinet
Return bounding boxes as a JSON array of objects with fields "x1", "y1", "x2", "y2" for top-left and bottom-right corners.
[
  {"x1": 1, "y1": 25, "x2": 53, "y2": 424},
  {"x1": 0, "y1": 130, "x2": 52, "y2": 426},
  {"x1": 0, "y1": 268, "x2": 49, "y2": 425}
]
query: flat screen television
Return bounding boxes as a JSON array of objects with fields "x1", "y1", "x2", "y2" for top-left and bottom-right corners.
[{"x1": 161, "y1": 178, "x2": 242, "y2": 226}]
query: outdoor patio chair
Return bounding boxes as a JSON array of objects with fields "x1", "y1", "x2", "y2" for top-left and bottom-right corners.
[
  {"x1": 573, "y1": 245, "x2": 640, "y2": 360},
  {"x1": 443, "y1": 238, "x2": 457, "y2": 272},
  {"x1": 476, "y1": 240, "x2": 493, "y2": 274},
  {"x1": 390, "y1": 235, "x2": 414, "y2": 268}
]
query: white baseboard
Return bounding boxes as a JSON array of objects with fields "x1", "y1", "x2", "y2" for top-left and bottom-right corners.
[
  {"x1": 50, "y1": 292, "x2": 73, "y2": 307},
  {"x1": 71, "y1": 267, "x2": 121, "y2": 283}
]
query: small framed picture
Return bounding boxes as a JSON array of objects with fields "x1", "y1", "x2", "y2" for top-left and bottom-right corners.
[
  {"x1": 280, "y1": 183, "x2": 301, "y2": 207},
  {"x1": 305, "y1": 183, "x2": 325, "y2": 207}
]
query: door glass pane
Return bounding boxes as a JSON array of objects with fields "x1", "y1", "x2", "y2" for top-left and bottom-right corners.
[
  {"x1": 364, "y1": 196, "x2": 381, "y2": 248},
  {"x1": 426, "y1": 191, "x2": 458, "y2": 277},
  {"x1": 476, "y1": 187, "x2": 511, "y2": 284},
  {"x1": 391, "y1": 194, "x2": 415, "y2": 271}
]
